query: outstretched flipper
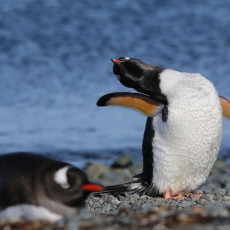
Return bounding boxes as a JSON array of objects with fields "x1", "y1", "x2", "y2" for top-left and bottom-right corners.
[
  {"x1": 97, "y1": 92, "x2": 162, "y2": 116},
  {"x1": 220, "y1": 96, "x2": 230, "y2": 120}
]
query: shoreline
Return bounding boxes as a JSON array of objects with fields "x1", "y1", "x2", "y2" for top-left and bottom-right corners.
[{"x1": 0, "y1": 155, "x2": 230, "y2": 229}]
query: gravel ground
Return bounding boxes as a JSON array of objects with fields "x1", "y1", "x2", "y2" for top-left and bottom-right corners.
[{"x1": 1, "y1": 155, "x2": 230, "y2": 230}]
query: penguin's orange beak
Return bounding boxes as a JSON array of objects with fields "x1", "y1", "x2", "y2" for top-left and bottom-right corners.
[
  {"x1": 81, "y1": 184, "x2": 103, "y2": 192},
  {"x1": 111, "y1": 58, "x2": 121, "y2": 65}
]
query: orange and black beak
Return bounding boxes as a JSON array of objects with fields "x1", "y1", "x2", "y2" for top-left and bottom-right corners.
[
  {"x1": 111, "y1": 58, "x2": 122, "y2": 65},
  {"x1": 81, "y1": 184, "x2": 103, "y2": 192}
]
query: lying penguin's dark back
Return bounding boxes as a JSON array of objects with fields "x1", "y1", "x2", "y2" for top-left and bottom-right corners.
[{"x1": 0, "y1": 152, "x2": 102, "y2": 221}]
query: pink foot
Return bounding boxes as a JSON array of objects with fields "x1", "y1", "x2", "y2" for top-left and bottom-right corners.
[{"x1": 164, "y1": 190, "x2": 185, "y2": 200}]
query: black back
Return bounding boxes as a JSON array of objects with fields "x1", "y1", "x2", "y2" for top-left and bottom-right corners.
[
  {"x1": 0, "y1": 153, "x2": 90, "y2": 215},
  {"x1": 142, "y1": 117, "x2": 154, "y2": 183}
]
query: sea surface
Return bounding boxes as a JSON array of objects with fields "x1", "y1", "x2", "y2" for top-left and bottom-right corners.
[{"x1": 0, "y1": 0, "x2": 229, "y2": 167}]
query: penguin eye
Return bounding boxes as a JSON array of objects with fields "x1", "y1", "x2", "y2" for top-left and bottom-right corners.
[
  {"x1": 118, "y1": 57, "x2": 129, "y2": 62},
  {"x1": 126, "y1": 62, "x2": 143, "y2": 77}
]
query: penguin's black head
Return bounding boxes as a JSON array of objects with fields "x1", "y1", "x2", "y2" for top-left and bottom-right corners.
[
  {"x1": 44, "y1": 164, "x2": 103, "y2": 208},
  {"x1": 97, "y1": 57, "x2": 168, "y2": 117},
  {"x1": 112, "y1": 57, "x2": 167, "y2": 104}
]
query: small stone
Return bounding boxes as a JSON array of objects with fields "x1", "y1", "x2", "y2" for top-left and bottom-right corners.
[
  {"x1": 128, "y1": 163, "x2": 143, "y2": 175},
  {"x1": 203, "y1": 187, "x2": 213, "y2": 194},
  {"x1": 119, "y1": 196, "x2": 125, "y2": 201},
  {"x1": 199, "y1": 199, "x2": 206, "y2": 205},
  {"x1": 177, "y1": 213, "x2": 189, "y2": 221},
  {"x1": 159, "y1": 210, "x2": 174, "y2": 218},
  {"x1": 178, "y1": 202, "x2": 191, "y2": 208},
  {"x1": 226, "y1": 189, "x2": 230, "y2": 196},
  {"x1": 207, "y1": 184, "x2": 216, "y2": 189},
  {"x1": 204, "y1": 194, "x2": 215, "y2": 200},
  {"x1": 111, "y1": 154, "x2": 133, "y2": 168},
  {"x1": 156, "y1": 198, "x2": 162, "y2": 203},
  {"x1": 219, "y1": 209, "x2": 230, "y2": 218},
  {"x1": 195, "y1": 190, "x2": 203, "y2": 194},
  {"x1": 88, "y1": 200, "x2": 93, "y2": 206},
  {"x1": 214, "y1": 188, "x2": 226, "y2": 196},
  {"x1": 132, "y1": 193, "x2": 140, "y2": 199},
  {"x1": 111, "y1": 198, "x2": 121, "y2": 205},
  {"x1": 86, "y1": 164, "x2": 110, "y2": 180},
  {"x1": 213, "y1": 159, "x2": 227, "y2": 172},
  {"x1": 209, "y1": 200, "x2": 216, "y2": 205},
  {"x1": 99, "y1": 199, "x2": 104, "y2": 204},
  {"x1": 216, "y1": 225, "x2": 230, "y2": 230},
  {"x1": 120, "y1": 169, "x2": 133, "y2": 179},
  {"x1": 191, "y1": 197, "x2": 199, "y2": 202},
  {"x1": 224, "y1": 196, "x2": 230, "y2": 202}
]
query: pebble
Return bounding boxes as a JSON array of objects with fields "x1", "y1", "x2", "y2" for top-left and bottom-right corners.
[
  {"x1": 99, "y1": 199, "x2": 104, "y2": 204},
  {"x1": 6, "y1": 157, "x2": 227, "y2": 229},
  {"x1": 111, "y1": 154, "x2": 132, "y2": 168},
  {"x1": 86, "y1": 164, "x2": 110, "y2": 180},
  {"x1": 82, "y1": 159, "x2": 230, "y2": 230},
  {"x1": 204, "y1": 187, "x2": 213, "y2": 194}
]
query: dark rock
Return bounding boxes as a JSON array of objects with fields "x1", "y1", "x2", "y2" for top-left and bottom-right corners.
[
  {"x1": 203, "y1": 187, "x2": 213, "y2": 194},
  {"x1": 128, "y1": 162, "x2": 143, "y2": 175},
  {"x1": 214, "y1": 159, "x2": 228, "y2": 172},
  {"x1": 111, "y1": 154, "x2": 133, "y2": 168},
  {"x1": 86, "y1": 163, "x2": 110, "y2": 180}
]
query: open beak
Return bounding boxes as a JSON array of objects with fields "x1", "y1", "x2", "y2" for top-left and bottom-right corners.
[{"x1": 81, "y1": 184, "x2": 103, "y2": 192}]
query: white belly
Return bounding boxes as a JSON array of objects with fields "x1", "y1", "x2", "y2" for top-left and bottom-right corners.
[
  {"x1": 0, "y1": 204, "x2": 63, "y2": 222},
  {"x1": 152, "y1": 94, "x2": 223, "y2": 195}
]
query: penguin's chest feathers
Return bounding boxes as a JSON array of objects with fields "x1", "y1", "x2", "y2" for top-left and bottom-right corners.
[{"x1": 152, "y1": 96, "x2": 223, "y2": 195}]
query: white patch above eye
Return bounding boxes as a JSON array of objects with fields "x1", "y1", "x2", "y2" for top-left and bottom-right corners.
[
  {"x1": 125, "y1": 57, "x2": 130, "y2": 60},
  {"x1": 54, "y1": 166, "x2": 71, "y2": 189}
]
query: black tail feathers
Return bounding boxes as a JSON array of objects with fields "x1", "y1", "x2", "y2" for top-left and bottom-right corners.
[
  {"x1": 102, "y1": 181, "x2": 135, "y2": 194},
  {"x1": 101, "y1": 175, "x2": 159, "y2": 196}
]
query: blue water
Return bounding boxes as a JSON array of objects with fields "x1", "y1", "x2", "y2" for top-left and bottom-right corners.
[{"x1": 0, "y1": 0, "x2": 229, "y2": 166}]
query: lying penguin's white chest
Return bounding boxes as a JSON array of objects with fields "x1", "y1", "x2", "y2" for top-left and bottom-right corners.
[{"x1": 152, "y1": 86, "x2": 223, "y2": 195}]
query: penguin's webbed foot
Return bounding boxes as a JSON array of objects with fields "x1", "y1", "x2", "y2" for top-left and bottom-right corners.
[
  {"x1": 185, "y1": 193, "x2": 202, "y2": 198},
  {"x1": 164, "y1": 190, "x2": 185, "y2": 200}
]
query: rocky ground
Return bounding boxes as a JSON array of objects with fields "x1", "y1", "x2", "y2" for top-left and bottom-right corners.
[{"x1": 1, "y1": 154, "x2": 230, "y2": 230}]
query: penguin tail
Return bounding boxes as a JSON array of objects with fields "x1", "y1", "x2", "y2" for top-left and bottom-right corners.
[
  {"x1": 101, "y1": 181, "x2": 138, "y2": 193},
  {"x1": 101, "y1": 175, "x2": 159, "y2": 196}
]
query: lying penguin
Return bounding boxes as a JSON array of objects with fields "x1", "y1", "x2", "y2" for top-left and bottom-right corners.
[
  {"x1": 97, "y1": 57, "x2": 230, "y2": 200},
  {"x1": 0, "y1": 152, "x2": 102, "y2": 222}
]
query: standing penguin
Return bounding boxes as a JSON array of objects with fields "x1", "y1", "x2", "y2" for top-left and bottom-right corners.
[
  {"x1": 97, "y1": 57, "x2": 230, "y2": 200},
  {"x1": 0, "y1": 152, "x2": 102, "y2": 222}
]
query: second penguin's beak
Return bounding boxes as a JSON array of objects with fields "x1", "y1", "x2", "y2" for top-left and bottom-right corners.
[{"x1": 81, "y1": 184, "x2": 103, "y2": 192}]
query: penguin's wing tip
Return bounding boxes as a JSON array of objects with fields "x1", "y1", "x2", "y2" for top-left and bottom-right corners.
[
  {"x1": 97, "y1": 95, "x2": 109, "y2": 106},
  {"x1": 220, "y1": 96, "x2": 230, "y2": 120}
]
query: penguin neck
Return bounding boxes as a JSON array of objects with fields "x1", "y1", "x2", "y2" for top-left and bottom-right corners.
[{"x1": 141, "y1": 117, "x2": 155, "y2": 184}]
